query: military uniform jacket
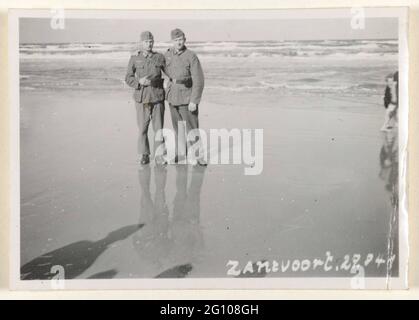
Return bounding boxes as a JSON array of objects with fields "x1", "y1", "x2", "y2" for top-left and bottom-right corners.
[
  {"x1": 164, "y1": 47, "x2": 205, "y2": 106},
  {"x1": 125, "y1": 51, "x2": 166, "y2": 104}
]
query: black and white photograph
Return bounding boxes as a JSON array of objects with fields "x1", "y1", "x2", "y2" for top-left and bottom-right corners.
[{"x1": 9, "y1": 8, "x2": 409, "y2": 290}]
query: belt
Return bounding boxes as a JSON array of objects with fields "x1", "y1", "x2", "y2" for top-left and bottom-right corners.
[
  {"x1": 170, "y1": 77, "x2": 192, "y2": 85},
  {"x1": 149, "y1": 78, "x2": 164, "y2": 87}
]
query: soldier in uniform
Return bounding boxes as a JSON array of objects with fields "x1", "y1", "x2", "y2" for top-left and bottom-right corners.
[
  {"x1": 125, "y1": 31, "x2": 167, "y2": 165},
  {"x1": 164, "y1": 28, "x2": 206, "y2": 165}
]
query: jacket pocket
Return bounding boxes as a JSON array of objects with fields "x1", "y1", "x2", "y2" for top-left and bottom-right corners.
[
  {"x1": 135, "y1": 60, "x2": 145, "y2": 69},
  {"x1": 179, "y1": 86, "x2": 192, "y2": 103}
]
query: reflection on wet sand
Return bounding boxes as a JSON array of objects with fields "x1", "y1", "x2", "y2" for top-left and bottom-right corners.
[
  {"x1": 133, "y1": 165, "x2": 206, "y2": 278},
  {"x1": 379, "y1": 128, "x2": 399, "y2": 276},
  {"x1": 20, "y1": 224, "x2": 142, "y2": 280},
  {"x1": 379, "y1": 129, "x2": 398, "y2": 202}
]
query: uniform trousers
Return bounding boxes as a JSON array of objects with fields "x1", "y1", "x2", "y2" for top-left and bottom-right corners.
[
  {"x1": 169, "y1": 104, "x2": 200, "y2": 158},
  {"x1": 136, "y1": 101, "x2": 165, "y2": 157}
]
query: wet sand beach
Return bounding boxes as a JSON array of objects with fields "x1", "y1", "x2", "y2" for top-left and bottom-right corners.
[{"x1": 20, "y1": 89, "x2": 398, "y2": 279}]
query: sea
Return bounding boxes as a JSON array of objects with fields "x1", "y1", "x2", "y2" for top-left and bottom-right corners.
[{"x1": 20, "y1": 39, "x2": 398, "y2": 105}]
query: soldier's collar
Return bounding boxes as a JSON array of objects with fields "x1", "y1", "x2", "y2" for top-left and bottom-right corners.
[
  {"x1": 174, "y1": 46, "x2": 187, "y2": 55},
  {"x1": 140, "y1": 50, "x2": 155, "y2": 57}
]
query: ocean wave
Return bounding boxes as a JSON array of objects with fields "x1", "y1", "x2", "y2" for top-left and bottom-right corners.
[
  {"x1": 206, "y1": 82, "x2": 346, "y2": 92},
  {"x1": 20, "y1": 39, "x2": 398, "y2": 60},
  {"x1": 21, "y1": 51, "x2": 395, "y2": 60},
  {"x1": 284, "y1": 83, "x2": 353, "y2": 91},
  {"x1": 21, "y1": 79, "x2": 387, "y2": 96},
  {"x1": 20, "y1": 51, "x2": 132, "y2": 60},
  {"x1": 206, "y1": 80, "x2": 384, "y2": 94}
]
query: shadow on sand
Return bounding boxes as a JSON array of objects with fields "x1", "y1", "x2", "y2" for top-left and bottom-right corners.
[{"x1": 21, "y1": 224, "x2": 143, "y2": 280}]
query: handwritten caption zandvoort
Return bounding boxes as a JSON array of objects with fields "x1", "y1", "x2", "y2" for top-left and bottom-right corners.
[{"x1": 226, "y1": 252, "x2": 397, "y2": 276}]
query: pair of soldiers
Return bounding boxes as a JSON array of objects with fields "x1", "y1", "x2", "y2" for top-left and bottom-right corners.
[{"x1": 125, "y1": 28, "x2": 205, "y2": 166}]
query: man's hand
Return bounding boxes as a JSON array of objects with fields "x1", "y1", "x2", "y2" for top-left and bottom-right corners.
[
  {"x1": 139, "y1": 76, "x2": 151, "y2": 86},
  {"x1": 188, "y1": 102, "x2": 197, "y2": 112}
]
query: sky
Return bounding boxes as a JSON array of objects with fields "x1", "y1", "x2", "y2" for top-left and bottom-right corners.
[{"x1": 20, "y1": 17, "x2": 398, "y2": 43}]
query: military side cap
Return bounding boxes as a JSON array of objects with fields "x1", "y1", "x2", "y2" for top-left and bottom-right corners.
[
  {"x1": 171, "y1": 28, "x2": 185, "y2": 40},
  {"x1": 140, "y1": 31, "x2": 154, "y2": 41}
]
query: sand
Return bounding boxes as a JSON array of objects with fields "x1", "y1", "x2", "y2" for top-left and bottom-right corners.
[{"x1": 19, "y1": 89, "x2": 398, "y2": 279}]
